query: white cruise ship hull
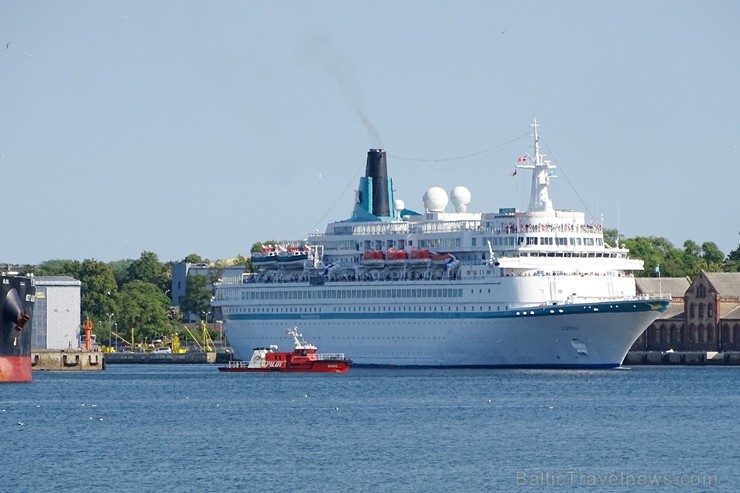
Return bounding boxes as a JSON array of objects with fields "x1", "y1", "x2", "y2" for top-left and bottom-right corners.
[{"x1": 222, "y1": 299, "x2": 667, "y2": 368}]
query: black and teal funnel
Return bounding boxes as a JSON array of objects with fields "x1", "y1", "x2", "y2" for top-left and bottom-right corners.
[{"x1": 352, "y1": 149, "x2": 395, "y2": 221}]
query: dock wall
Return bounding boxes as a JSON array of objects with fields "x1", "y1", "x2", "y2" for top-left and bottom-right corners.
[
  {"x1": 624, "y1": 351, "x2": 740, "y2": 366},
  {"x1": 32, "y1": 349, "x2": 105, "y2": 371},
  {"x1": 105, "y1": 352, "x2": 219, "y2": 364},
  {"x1": 32, "y1": 349, "x2": 740, "y2": 368}
]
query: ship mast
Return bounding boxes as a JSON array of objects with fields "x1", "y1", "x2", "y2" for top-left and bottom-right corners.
[{"x1": 517, "y1": 118, "x2": 556, "y2": 212}]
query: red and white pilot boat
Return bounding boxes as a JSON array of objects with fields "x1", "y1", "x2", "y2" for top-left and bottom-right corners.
[{"x1": 218, "y1": 327, "x2": 351, "y2": 373}]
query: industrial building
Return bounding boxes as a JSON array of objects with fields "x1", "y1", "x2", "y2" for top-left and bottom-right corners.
[
  {"x1": 31, "y1": 276, "x2": 82, "y2": 350},
  {"x1": 171, "y1": 261, "x2": 246, "y2": 322}
]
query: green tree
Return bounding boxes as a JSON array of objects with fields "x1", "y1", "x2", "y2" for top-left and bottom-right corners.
[
  {"x1": 108, "y1": 259, "x2": 133, "y2": 289},
  {"x1": 183, "y1": 253, "x2": 205, "y2": 264},
  {"x1": 700, "y1": 242, "x2": 724, "y2": 266},
  {"x1": 603, "y1": 228, "x2": 623, "y2": 247},
  {"x1": 78, "y1": 259, "x2": 119, "y2": 322},
  {"x1": 35, "y1": 259, "x2": 81, "y2": 277},
  {"x1": 725, "y1": 233, "x2": 740, "y2": 272},
  {"x1": 680, "y1": 240, "x2": 702, "y2": 278},
  {"x1": 623, "y1": 237, "x2": 668, "y2": 277},
  {"x1": 119, "y1": 280, "x2": 174, "y2": 343},
  {"x1": 125, "y1": 251, "x2": 170, "y2": 292},
  {"x1": 179, "y1": 275, "x2": 212, "y2": 321}
]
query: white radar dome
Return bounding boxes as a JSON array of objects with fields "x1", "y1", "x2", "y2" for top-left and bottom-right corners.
[
  {"x1": 450, "y1": 186, "x2": 472, "y2": 212},
  {"x1": 393, "y1": 199, "x2": 405, "y2": 212},
  {"x1": 423, "y1": 187, "x2": 448, "y2": 213}
]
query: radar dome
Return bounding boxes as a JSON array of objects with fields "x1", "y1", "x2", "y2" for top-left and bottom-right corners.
[
  {"x1": 450, "y1": 186, "x2": 472, "y2": 212},
  {"x1": 423, "y1": 187, "x2": 448, "y2": 213},
  {"x1": 393, "y1": 199, "x2": 405, "y2": 212}
]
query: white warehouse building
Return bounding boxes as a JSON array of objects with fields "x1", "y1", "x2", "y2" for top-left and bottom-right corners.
[{"x1": 31, "y1": 276, "x2": 82, "y2": 350}]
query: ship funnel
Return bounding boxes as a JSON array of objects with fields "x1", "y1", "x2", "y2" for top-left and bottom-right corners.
[{"x1": 365, "y1": 149, "x2": 390, "y2": 217}]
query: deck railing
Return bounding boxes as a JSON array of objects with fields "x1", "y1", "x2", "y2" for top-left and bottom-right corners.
[{"x1": 316, "y1": 353, "x2": 346, "y2": 360}]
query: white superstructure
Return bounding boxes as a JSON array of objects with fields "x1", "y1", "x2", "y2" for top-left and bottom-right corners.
[{"x1": 213, "y1": 120, "x2": 668, "y2": 368}]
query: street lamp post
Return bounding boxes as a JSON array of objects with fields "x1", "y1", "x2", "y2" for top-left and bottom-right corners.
[{"x1": 107, "y1": 313, "x2": 114, "y2": 350}]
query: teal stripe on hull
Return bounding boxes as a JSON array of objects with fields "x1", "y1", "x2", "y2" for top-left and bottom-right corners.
[{"x1": 224, "y1": 299, "x2": 668, "y2": 322}]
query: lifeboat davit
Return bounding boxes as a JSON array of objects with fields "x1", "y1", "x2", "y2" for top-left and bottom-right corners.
[{"x1": 218, "y1": 328, "x2": 351, "y2": 373}]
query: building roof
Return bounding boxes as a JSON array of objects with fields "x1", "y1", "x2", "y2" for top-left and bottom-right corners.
[
  {"x1": 33, "y1": 276, "x2": 81, "y2": 286},
  {"x1": 703, "y1": 272, "x2": 740, "y2": 298},
  {"x1": 723, "y1": 305, "x2": 740, "y2": 320},
  {"x1": 635, "y1": 277, "x2": 690, "y2": 300},
  {"x1": 657, "y1": 304, "x2": 685, "y2": 321}
]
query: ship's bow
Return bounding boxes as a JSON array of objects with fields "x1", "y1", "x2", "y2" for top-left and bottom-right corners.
[{"x1": 1, "y1": 275, "x2": 35, "y2": 382}]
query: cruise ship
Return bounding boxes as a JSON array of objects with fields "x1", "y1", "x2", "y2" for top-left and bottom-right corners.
[{"x1": 213, "y1": 120, "x2": 668, "y2": 368}]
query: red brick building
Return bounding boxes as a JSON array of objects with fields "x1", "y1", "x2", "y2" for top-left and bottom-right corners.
[{"x1": 630, "y1": 272, "x2": 740, "y2": 352}]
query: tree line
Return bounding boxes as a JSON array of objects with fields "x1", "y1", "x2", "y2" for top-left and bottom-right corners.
[
  {"x1": 16, "y1": 252, "x2": 241, "y2": 348},
  {"x1": 605, "y1": 231, "x2": 740, "y2": 277},
  {"x1": 12, "y1": 233, "x2": 739, "y2": 345}
]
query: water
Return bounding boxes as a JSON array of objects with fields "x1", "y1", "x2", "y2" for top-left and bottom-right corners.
[{"x1": 3, "y1": 365, "x2": 738, "y2": 492}]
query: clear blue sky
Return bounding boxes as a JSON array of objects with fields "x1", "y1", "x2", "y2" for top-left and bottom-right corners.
[{"x1": 2, "y1": 1, "x2": 738, "y2": 265}]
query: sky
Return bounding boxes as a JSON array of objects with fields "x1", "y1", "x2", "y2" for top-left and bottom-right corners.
[{"x1": 1, "y1": 1, "x2": 738, "y2": 266}]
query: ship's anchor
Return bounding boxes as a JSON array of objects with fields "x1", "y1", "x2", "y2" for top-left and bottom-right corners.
[{"x1": 15, "y1": 312, "x2": 30, "y2": 332}]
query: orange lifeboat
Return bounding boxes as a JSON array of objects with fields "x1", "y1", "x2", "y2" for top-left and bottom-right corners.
[
  {"x1": 431, "y1": 252, "x2": 453, "y2": 264},
  {"x1": 361, "y1": 250, "x2": 385, "y2": 266},
  {"x1": 407, "y1": 248, "x2": 431, "y2": 265},
  {"x1": 362, "y1": 250, "x2": 385, "y2": 260},
  {"x1": 410, "y1": 249, "x2": 431, "y2": 260},
  {"x1": 385, "y1": 248, "x2": 408, "y2": 261}
]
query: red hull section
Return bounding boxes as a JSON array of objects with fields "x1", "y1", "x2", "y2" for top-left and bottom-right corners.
[{"x1": 0, "y1": 356, "x2": 32, "y2": 383}]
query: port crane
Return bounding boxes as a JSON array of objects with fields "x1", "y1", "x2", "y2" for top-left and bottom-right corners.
[{"x1": 182, "y1": 321, "x2": 215, "y2": 352}]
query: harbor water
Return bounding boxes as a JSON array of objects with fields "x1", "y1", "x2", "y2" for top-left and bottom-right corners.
[{"x1": 3, "y1": 365, "x2": 738, "y2": 492}]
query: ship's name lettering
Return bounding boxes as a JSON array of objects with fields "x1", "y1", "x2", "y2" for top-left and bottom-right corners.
[
  {"x1": 265, "y1": 361, "x2": 282, "y2": 367},
  {"x1": 560, "y1": 325, "x2": 579, "y2": 331}
]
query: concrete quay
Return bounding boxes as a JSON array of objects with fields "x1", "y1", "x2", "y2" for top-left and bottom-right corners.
[
  {"x1": 624, "y1": 351, "x2": 740, "y2": 366},
  {"x1": 32, "y1": 349, "x2": 105, "y2": 371},
  {"x1": 105, "y1": 351, "x2": 221, "y2": 364}
]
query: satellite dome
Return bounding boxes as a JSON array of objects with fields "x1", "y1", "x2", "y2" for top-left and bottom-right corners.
[
  {"x1": 450, "y1": 186, "x2": 472, "y2": 212},
  {"x1": 393, "y1": 199, "x2": 405, "y2": 212},
  {"x1": 423, "y1": 187, "x2": 448, "y2": 213}
]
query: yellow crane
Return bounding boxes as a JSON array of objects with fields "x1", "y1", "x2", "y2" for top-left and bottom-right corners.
[
  {"x1": 111, "y1": 330, "x2": 138, "y2": 352},
  {"x1": 201, "y1": 321, "x2": 215, "y2": 352},
  {"x1": 182, "y1": 323, "x2": 214, "y2": 352}
]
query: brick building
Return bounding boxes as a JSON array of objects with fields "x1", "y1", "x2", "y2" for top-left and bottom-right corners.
[
  {"x1": 630, "y1": 272, "x2": 740, "y2": 352},
  {"x1": 630, "y1": 277, "x2": 690, "y2": 351}
]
